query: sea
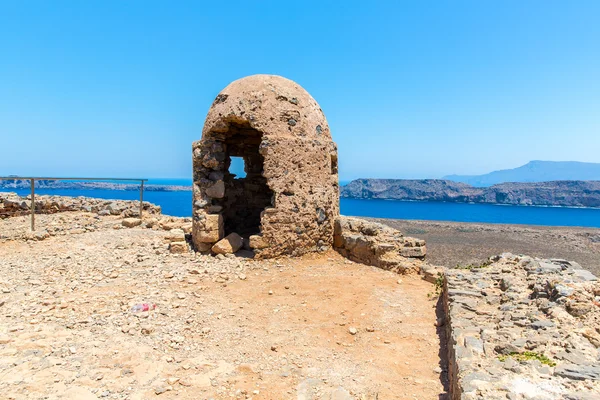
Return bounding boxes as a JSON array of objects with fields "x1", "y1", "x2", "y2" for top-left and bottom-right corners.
[{"x1": 3, "y1": 179, "x2": 600, "y2": 228}]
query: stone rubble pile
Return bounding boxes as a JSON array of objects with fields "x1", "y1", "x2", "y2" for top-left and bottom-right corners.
[
  {"x1": 444, "y1": 253, "x2": 600, "y2": 399},
  {"x1": 0, "y1": 193, "x2": 195, "y2": 246},
  {"x1": 0, "y1": 192, "x2": 161, "y2": 219},
  {"x1": 334, "y1": 216, "x2": 427, "y2": 273}
]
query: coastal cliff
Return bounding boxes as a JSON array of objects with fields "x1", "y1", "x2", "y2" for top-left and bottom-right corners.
[
  {"x1": 0, "y1": 179, "x2": 190, "y2": 192},
  {"x1": 341, "y1": 179, "x2": 600, "y2": 207}
]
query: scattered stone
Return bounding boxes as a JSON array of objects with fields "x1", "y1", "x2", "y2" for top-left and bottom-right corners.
[
  {"x1": 164, "y1": 228, "x2": 185, "y2": 243},
  {"x1": 169, "y1": 241, "x2": 188, "y2": 254},
  {"x1": 555, "y1": 364, "x2": 600, "y2": 381},
  {"x1": 211, "y1": 233, "x2": 243, "y2": 255},
  {"x1": 334, "y1": 217, "x2": 426, "y2": 274},
  {"x1": 141, "y1": 325, "x2": 154, "y2": 335},
  {"x1": 154, "y1": 386, "x2": 167, "y2": 395},
  {"x1": 531, "y1": 320, "x2": 555, "y2": 329},
  {"x1": 572, "y1": 269, "x2": 598, "y2": 282},
  {"x1": 122, "y1": 218, "x2": 142, "y2": 228}
]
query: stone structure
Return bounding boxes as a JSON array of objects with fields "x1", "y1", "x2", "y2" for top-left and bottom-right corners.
[
  {"x1": 192, "y1": 75, "x2": 339, "y2": 258},
  {"x1": 0, "y1": 192, "x2": 161, "y2": 219},
  {"x1": 333, "y1": 216, "x2": 427, "y2": 273},
  {"x1": 444, "y1": 253, "x2": 600, "y2": 399}
]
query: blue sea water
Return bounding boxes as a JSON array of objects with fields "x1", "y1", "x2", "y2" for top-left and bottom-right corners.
[
  {"x1": 341, "y1": 198, "x2": 600, "y2": 228},
  {"x1": 146, "y1": 178, "x2": 193, "y2": 186},
  {"x1": 65, "y1": 178, "x2": 194, "y2": 186},
  {"x1": 3, "y1": 186, "x2": 600, "y2": 228}
]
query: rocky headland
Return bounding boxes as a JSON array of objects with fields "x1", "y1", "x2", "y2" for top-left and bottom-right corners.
[
  {"x1": 341, "y1": 179, "x2": 600, "y2": 208},
  {"x1": 0, "y1": 179, "x2": 190, "y2": 192}
]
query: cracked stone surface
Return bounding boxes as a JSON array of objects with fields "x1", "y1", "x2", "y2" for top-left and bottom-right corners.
[{"x1": 444, "y1": 253, "x2": 600, "y2": 399}]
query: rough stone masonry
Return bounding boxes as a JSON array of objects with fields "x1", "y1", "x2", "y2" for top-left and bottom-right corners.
[
  {"x1": 444, "y1": 253, "x2": 600, "y2": 399},
  {"x1": 192, "y1": 75, "x2": 339, "y2": 258}
]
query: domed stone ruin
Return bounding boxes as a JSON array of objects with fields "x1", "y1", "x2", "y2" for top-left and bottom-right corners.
[{"x1": 192, "y1": 75, "x2": 339, "y2": 258}]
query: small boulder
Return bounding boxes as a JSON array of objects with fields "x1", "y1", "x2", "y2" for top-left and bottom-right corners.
[
  {"x1": 164, "y1": 228, "x2": 185, "y2": 243},
  {"x1": 249, "y1": 234, "x2": 268, "y2": 249},
  {"x1": 181, "y1": 222, "x2": 193, "y2": 234},
  {"x1": 169, "y1": 241, "x2": 188, "y2": 254},
  {"x1": 212, "y1": 233, "x2": 244, "y2": 254},
  {"x1": 122, "y1": 218, "x2": 142, "y2": 228}
]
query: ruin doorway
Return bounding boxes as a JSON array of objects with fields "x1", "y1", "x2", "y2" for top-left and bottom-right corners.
[{"x1": 219, "y1": 122, "x2": 274, "y2": 237}]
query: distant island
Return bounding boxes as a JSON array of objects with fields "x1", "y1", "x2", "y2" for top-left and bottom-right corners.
[
  {"x1": 341, "y1": 179, "x2": 600, "y2": 208},
  {"x1": 444, "y1": 160, "x2": 600, "y2": 187},
  {"x1": 0, "y1": 179, "x2": 190, "y2": 192}
]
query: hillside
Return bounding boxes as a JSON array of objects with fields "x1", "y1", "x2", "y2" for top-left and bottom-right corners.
[
  {"x1": 444, "y1": 160, "x2": 600, "y2": 186},
  {"x1": 341, "y1": 179, "x2": 600, "y2": 207}
]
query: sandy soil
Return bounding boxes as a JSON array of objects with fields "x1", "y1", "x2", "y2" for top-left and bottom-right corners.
[
  {"x1": 0, "y1": 213, "x2": 446, "y2": 400},
  {"x1": 376, "y1": 219, "x2": 600, "y2": 276}
]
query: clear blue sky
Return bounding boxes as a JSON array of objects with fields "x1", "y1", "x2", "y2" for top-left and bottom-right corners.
[{"x1": 1, "y1": 1, "x2": 599, "y2": 181}]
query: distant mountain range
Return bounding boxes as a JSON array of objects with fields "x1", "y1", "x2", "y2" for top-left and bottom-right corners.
[
  {"x1": 443, "y1": 161, "x2": 600, "y2": 187},
  {"x1": 341, "y1": 179, "x2": 600, "y2": 208}
]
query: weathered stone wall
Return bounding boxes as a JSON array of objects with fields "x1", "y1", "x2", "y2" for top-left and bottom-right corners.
[
  {"x1": 192, "y1": 75, "x2": 339, "y2": 258},
  {"x1": 333, "y1": 216, "x2": 427, "y2": 273},
  {"x1": 0, "y1": 192, "x2": 161, "y2": 218},
  {"x1": 443, "y1": 253, "x2": 600, "y2": 399}
]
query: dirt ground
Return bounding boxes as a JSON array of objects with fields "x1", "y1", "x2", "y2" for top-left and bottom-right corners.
[
  {"x1": 0, "y1": 213, "x2": 446, "y2": 400},
  {"x1": 376, "y1": 218, "x2": 600, "y2": 276}
]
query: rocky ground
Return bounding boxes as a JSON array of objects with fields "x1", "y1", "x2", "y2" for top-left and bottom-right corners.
[
  {"x1": 0, "y1": 212, "x2": 446, "y2": 400},
  {"x1": 444, "y1": 254, "x2": 600, "y2": 399},
  {"x1": 377, "y1": 219, "x2": 600, "y2": 277}
]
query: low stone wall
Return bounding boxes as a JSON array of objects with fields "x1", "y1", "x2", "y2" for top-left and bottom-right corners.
[
  {"x1": 333, "y1": 216, "x2": 427, "y2": 273},
  {"x1": 444, "y1": 253, "x2": 600, "y2": 399},
  {"x1": 0, "y1": 192, "x2": 161, "y2": 218}
]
